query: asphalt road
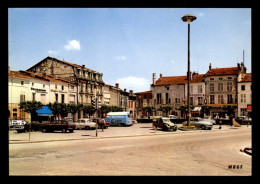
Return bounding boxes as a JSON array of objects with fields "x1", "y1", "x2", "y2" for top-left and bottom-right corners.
[{"x1": 9, "y1": 127, "x2": 251, "y2": 176}]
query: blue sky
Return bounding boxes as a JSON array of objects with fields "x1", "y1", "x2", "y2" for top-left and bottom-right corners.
[{"x1": 8, "y1": 8, "x2": 251, "y2": 92}]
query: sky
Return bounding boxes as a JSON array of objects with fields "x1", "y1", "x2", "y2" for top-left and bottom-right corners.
[{"x1": 8, "y1": 8, "x2": 251, "y2": 93}]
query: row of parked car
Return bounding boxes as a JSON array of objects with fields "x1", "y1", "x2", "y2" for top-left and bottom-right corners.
[{"x1": 9, "y1": 113, "x2": 251, "y2": 133}]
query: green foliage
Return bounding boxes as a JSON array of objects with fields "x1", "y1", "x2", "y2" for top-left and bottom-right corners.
[
  {"x1": 19, "y1": 101, "x2": 43, "y2": 113},
  {"x1": 82, "y1": 104, "x2": 96, "y2": 116},
  {"x1": 158, "y1": 105, "x2": 173, "y2": 116}
]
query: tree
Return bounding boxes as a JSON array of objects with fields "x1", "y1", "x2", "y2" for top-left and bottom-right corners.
[
  {"x1": 82, "y1": 104, "x2": 96, "y2": 118},
  {"x1": 67, "y1": 103, "x2": 79, "y2": 121},
  {"x1": 48, "y1": 102, "x2": 62, "y2": 120},
  {"x1": 142, "y1": 106, "x2": 155, "y2": 119},
  {"x1": 19, "y1": 101, "x2": 43, "y2": 123},
  {"x1": 158, "y1": 105, "x2": 173, "y2": 116}
]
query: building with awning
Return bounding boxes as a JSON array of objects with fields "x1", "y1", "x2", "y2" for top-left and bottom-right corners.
[{"x1": 36, "y1": 105, "x2": 53, "y2": 116}]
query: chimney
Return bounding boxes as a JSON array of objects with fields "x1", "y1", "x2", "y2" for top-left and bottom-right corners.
[
  {"x1": 82, "y1": 64, "x2": 85, "y2": 69},
  {"x1": 237, "y1": 63, "x2": 241, "y2": 70},
  {"x1": 152, "y1": 73, "x2": 156, "y2": 85},
  {"x1": 160, "y1": 73, "x2": 162, "y2": 78},
  {"x1": 115, "y1": 83, "x2": 119, "y2": 89},
  {"x1": 130, "y1": 90, "x2": 133, "y2": 95},
  {"x1": 124, "y1": 88, "x2": 127, "y2": 92},
  {"x1": 209, "y1": 63, "x2": 212, "y2": 71}
]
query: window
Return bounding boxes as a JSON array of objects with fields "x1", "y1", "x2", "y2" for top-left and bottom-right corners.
[
  {"x1": 32, "y1": 83, "x2": 34, "y2": 86},
  {"x1": 198, "y1": 97, "x2": 203, "y2": 105},
  {"x1": 218, "y1": 95, "x2": 224, "y2": 104},
  {"x1": 41, "y1": 94, "x2": 46, "y2": 104},
  {"x1": 20, "y1": 94, "x2": 25, "y2": 102},
  {"x1": 219, "y1": 78, "x2": 223, "y2": 80},
  {"x1": 62, "y1": 85, "x2": 64, "y2": 90},
  {"x1": 55, "y1": 84, "x2": 57, "y2": 89},
  {"x1": 241, "y1": 85, "x2": 245, "y2": 91},
  {"x1": 175, "y1": 92, "x2": 181, "y2": 104},
  {"x1": 166, "y1": 93, "x2": 169, "y2": 104},
  {"x1": 210, "y1": 95, "x2": 215, "y2": 104},
  {"x1": 227, "y1": 94, "x2": 233, "y2": 104},
  {"x1": 61, "y1": 94, "x2": 65, "y2": 103},
  {"x1": 227, "y1": 82, "x2": 232, "y2": 91},
  {"x1": 228, "y1": 77, "x2": 232, "y2": 80},
  {"x1": 43, "y1": 84, "x2": 45, "y2": 88},
  {"x1": 166, "y1": 86, "x2": 169, "y2": 90},
  {"x1": 190, "y1": 85, "x2": 193, "y2": 94},
  {"x1": 198, "y1": 85, "x2": 202, "y2": 93},
  {"x1": 55, "y1": 94, "x2": 58, "y2": 102},
  {"x1": 241, "y1": 94, "x2": 246, "y2": 103},
  {"x1": 32, "y1": 93, "x2": 36, "y2": 101},
  {"x1": 210, "y1": 83, "x2": 214, "y2": 92},
  {"x1": 190, "y1": 97, "x2": 193, "y2": 105},
  {"x1": 21, "y1": 81, "x2": 24, "y2": 85},
  {"x1": 218, "y1": 83, "x2": 223, "y2": 92},
  {"x1": 157, "y1": 93, "x2": 162, "y2": 104},
  {"x1": 240, "y1": 108, "x2": 247, "y2": 116},
  {"x1": 210, "y1": 78, "x2": 214, "y2": 81}
]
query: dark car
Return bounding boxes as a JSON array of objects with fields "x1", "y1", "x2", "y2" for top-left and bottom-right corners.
[{"x1": 40, "y1": 120, "x2": 76, "y2": 133}]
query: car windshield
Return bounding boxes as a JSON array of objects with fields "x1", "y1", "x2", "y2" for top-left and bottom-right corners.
[{"x1": 162, "y1": 118, "x2": 171, "y2": 123}]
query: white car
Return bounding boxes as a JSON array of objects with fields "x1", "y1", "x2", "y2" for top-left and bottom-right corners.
[
  {"x1": 74, "y1": 118, "x2": 96, "y2": 130},
  {"x1": 183, "y1": 117, "x2": 213, "y2": 130}
]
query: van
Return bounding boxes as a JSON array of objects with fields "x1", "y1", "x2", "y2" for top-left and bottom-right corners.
[{"x1": 105, "y1": 112, "x2": 132, "y2": 126}]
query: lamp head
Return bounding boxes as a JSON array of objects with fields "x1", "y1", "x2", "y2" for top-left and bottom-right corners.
[{"x1": 181, "y1": 14, "x2": 197, "y2": 24}]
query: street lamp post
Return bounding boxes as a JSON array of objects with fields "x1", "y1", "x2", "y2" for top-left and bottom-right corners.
[{"x1": 182, "y1": 14, "x2": 196, "y2": 127}]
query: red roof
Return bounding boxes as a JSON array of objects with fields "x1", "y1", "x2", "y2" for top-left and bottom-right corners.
[
  {"x1": 205, "y1": 67, "x2": 239, "y2": 76},
  {"x1": 155, "y1": 76, "x2": 187, "y2": 86},
  {"x1": 241, "y1": 73, "x2": 251, "y2": 82}
]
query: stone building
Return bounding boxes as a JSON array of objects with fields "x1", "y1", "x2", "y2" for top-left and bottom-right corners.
[
  {"x1": 135, "y1": 90, "x2": 152, "y2": 118},
  {"x1": 27, "y1": 56, "x2": 104, "y2": 105},
  {"x1": 151, "y1": 73, "x2": 187, "y2": 117},
  {"x1": 204, "y1": 63, "x2": 247, "y2": 118},
  {"x1": 237, "y1": 73, "x2": 252, "y2": 117}
]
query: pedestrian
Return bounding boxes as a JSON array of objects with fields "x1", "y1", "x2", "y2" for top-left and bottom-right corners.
[
  {"x1": 219, "y1": 120, "x2": 222, "y2": 129},
  {"x1": 229, "y1": 114, "x2": 233, "y2": 127}
]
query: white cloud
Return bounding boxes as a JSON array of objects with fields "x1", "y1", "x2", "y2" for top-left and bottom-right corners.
[
  {"x1": 115, "y1": 56, "x2": 127, "y2": 60},
  {"x1": 199, "y1": 12, "x2": 205, "y2": 17},
  {"x1": 47, "y1": 50, "x2": 59, "y2": 56},
  {"x1": 116, "y1": 76, "x2": 151, "y2": 93},
  {"x1": 64, "y1": 40, "x2": 81, "y2": 51}
]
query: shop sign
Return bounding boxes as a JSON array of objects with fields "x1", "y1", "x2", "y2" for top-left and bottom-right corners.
[{"x1": 31, "y1": 87, "x2": 46, "y2": 93}]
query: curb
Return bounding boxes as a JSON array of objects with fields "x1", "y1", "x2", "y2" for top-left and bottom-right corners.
[{"x1": 9, "y1": 125, "x2": 250, "y2": 144}]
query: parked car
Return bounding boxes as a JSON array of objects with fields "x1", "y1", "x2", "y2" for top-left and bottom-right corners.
[
  {"x1": 183, "y1": 117, "x2": 213, "y2": 130},
  {"x1": 91, "y1": 118, "x2": 110, "y2": 129},
  {"x1": 153, "y1": 117, "x2": 177, "y2": 131},
  {"x1": 74, "y1": 118, "x2": 91, "y2": 129},
  {"x1": 76, "y1": 118, "x2": 97, "y2": 130},
  {"x1": 40, "y1": 120, "x2": 76, "y2": 133},
  {"x1": 235, "y1": 116, "x2": 252, "y2": 125},
  {"x1": 202, "y1": 116, "x2": 216, "y2": 125}
]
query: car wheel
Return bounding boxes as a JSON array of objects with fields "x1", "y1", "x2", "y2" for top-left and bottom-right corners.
[
  {"x1": 85, "y1": 126, "x2": 90, "y2": 130},
  {"x1": 42, "y1": 128, "x2": 47, "y2": 133},
  {"x1": 201, "y1": 125, "x2": 206, "y2": 130},
  {"x1": 62, "y1": 128, "x2": 67, "y2": 133}
]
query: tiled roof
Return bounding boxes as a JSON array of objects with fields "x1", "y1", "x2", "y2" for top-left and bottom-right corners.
[
  {"x1": 27, "y1": 56, "x2": 98, "y2": 73},
  {"x1": 135, "y1": 90, "x2": 152, "y2": 95},
  {"x1": 241, "y1": 73, "x2": 251, "y2": 82},
  {"x1": 205, "y1": 67, "x2": 239, "y2": 76},
  {"x1": 155, "y1": 76, "x2": 187, "y2": 86},
  {"x1": 9, "y1": 70, "x2": 71, "y2": 84},
  {"x1": 190, "y1": 73, "x2": 205, "y2": 83}
]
